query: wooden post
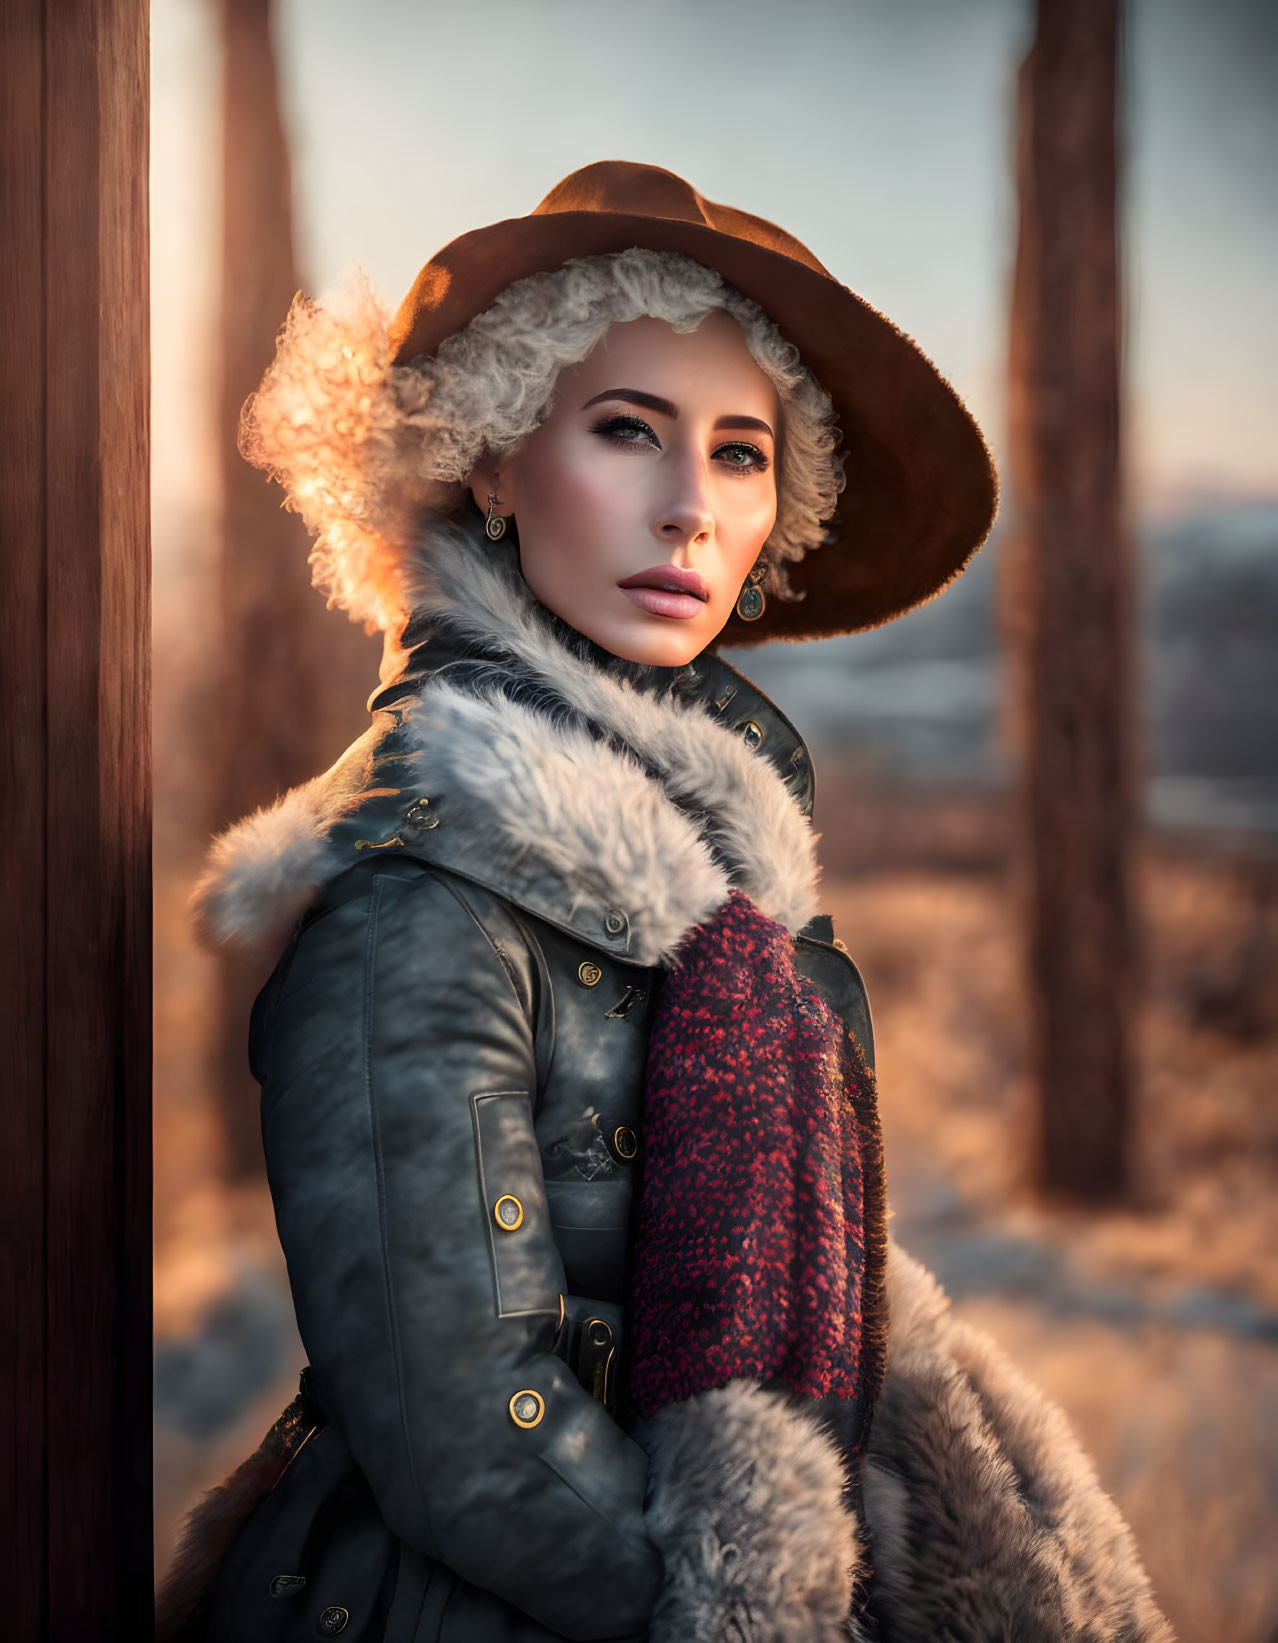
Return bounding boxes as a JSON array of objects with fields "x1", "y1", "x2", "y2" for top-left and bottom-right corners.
[
  {"x1": 0, "y1": 0, "x2": 153, "y2": 1634},
  {"x1": 1005, "y1": 0, "x2": 1136, "y2": 1202}
]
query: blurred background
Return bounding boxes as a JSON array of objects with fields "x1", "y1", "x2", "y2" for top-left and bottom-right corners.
[{"x1": 152, "y1": 1, "x2": 1278, "y2": 1636}]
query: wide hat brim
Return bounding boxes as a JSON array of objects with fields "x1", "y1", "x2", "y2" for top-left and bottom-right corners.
[{"x1": 390, "y1": 161, "x2": 998, "y2": 645}]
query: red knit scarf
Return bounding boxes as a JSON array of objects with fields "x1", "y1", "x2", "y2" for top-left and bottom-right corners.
[{"x1": 626, "y1": 890, "x2": 886, "y2": 1435}]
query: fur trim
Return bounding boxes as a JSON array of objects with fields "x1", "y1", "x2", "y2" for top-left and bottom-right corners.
[
  {"x1": 637, "y1": 1380, "x2": 864, "y2": 1643},
  {"x1": 192, "y1": 520, "x2": 821, "y2": 964},
  {"x1": 188, "y1": 727, "x2": 382, "y2": 950},
  {"x1": 862, "y1": 1242, "x2": 1175, "y2": 1642},
  {"x1": 404, "y1": 528, "x2": 820, "y2": 933},
  {"x1": 402, "y1": 684, "x2": 731, "y2": 966}
]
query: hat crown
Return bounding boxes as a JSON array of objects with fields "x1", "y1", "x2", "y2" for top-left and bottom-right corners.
[
  {"x1": 533, "y1": 159, "x2": 830, "y2": 278},
  {"x1": 535, "y1": 160, "x2": 707, "y2": 224}
]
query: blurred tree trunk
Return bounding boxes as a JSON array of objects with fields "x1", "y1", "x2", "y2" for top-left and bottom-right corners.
[
  {"x1": 1003, "y1": 0, "x2": 1137, "y2": 1202},
  {"x1": 214, "y1": 0, "x2": 377, "y2": 1180}
]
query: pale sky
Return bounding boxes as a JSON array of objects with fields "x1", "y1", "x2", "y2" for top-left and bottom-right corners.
[{"x1": 151, "y1": 0, "x2": 1278, "y2": 531}]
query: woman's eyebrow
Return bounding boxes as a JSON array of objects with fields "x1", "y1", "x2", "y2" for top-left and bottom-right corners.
[
  {"x1": 714, "y1": 414, "x2": 775, "y2": 438},
  {"x1": 581, "y1": 388, "x2": 677, "y2": 417},
  {"x1": 581, "y1": 388, "x2": 775, "y2": 440}
]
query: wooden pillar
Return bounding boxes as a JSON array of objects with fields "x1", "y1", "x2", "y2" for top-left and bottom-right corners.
[
  {"x1": 0, "y1": 1, "x2": 153, "y2": 1636},
  {"x1": 1005, "y1": 0, "x2": 1136, "y2": 1202}
]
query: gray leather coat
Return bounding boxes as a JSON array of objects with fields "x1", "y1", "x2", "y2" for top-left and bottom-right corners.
[
  {"x1": 232, "y1": 624, "x2": 875, "y2": 1640},
  {"x1": 183, "y1": 525, "x2": 1174, "y2": 1643}
]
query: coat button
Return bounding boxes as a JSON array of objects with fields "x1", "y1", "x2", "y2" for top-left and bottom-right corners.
[
  {"x1": 611, "y1": 1125, "x2": 639, "y2": 1162},
  {"x1": 403, "y1": 795, "x2": 442, "y2": 830},
  {"x1": 603, "y1": 910, "x2": 627, "y2": 937},
  {"x1": 577, "y1": 961, "x2": 603, "y2": 987},
  {"x1": 509, "y1": 1389, "x2": 545, "y2": 1428},
  {"x1": 586, "y1": 1318, "x2": 614, "y2": 1349},
  {"x1": 493, "y1": 1194, "x2": 524, "y2": 1231},
  {"x1": 317, "y1": 1607, "x2": 349, "y2": 1635}
]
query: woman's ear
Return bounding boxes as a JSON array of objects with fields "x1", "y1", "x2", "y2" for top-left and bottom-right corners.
[{"x1": 466, "y1": 456, "x2": 516, "y2": 521}]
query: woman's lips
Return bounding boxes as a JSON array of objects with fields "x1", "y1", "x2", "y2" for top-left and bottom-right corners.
[{"x1": 620, "y1": 585, "x2": 707, "y2": 620}]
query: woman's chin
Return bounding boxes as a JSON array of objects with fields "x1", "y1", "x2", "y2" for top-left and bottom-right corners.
[
  {"x1": 594, "y1": 623, "x2": 707, "y2": 670},
  {"x1": 555, "y1": 601, "x2": 719, "y2": 670}
]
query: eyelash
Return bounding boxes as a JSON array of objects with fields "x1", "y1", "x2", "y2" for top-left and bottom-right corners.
[{"x1": 590, "y1": 414, "x2": 771, "y2": 475}]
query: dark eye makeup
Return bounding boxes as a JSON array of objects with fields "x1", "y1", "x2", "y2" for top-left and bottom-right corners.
[
  {"x1": 589, "y1": 414, "x2": 771, "y2": 474},
  {"x1": 715, "y1": 441, "x2": 771, "y2": 473},
  {"x1": 592, "y1": 414, "x2": 660, "y2": 449}
]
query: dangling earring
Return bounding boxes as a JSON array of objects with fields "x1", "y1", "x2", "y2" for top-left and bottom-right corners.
[
  {"x1": 735, "y1": 559, "x2": 768, "y2": 621},
  {"x1": 485, "y1": 493, "x2": 508, "y2": 541}
]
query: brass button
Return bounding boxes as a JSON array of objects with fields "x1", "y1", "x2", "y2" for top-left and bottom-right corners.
[
  {"x1": 612, "y1": 1125, "x2": 638, "y2": 1161},
  {"x1": 739, "y1": 719, "x2": 765, "y2": 750},
  {"x1": 586, "y1": 1318, "x2": 614, "y2": 1349},
  {"x1": 577, "y1": 961, "x2": 602, "y2": 987},
  {"x1": 269, "y1": 1575, "x2": 306, "y2": 1597},
  {"x1": 509, "y1": 1389, "x2": 545, "y2": 1428},
  {"x1": 603, "y1": 910, "x2": 626, "y2": 937},
  {"x1": 403, "y1": 796, "x2": 441, "y2": 830},
  {"x1": 317, "y1": 1607, "x2": 350, "y2": 1636},
  {"x1": 493, "y1": 1194, "x2": 524, "y2": 1231}
]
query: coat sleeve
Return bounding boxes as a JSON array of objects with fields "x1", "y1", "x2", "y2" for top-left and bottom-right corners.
[{"x1": 249, "y1": 855, "x2": 662, "y2": 1642}]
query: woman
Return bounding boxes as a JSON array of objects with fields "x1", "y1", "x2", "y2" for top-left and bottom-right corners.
[{"x1": 160, "y1": 162, "x2": 1172, "y2": 1642}]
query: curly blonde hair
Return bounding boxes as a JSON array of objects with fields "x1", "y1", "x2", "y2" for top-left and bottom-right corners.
[{"x1": 240, "y1": 248, "x2": 844, "y2": 633}]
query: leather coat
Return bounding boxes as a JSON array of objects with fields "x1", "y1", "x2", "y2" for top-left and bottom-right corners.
[
  {"x1": 181, "y1": 523, "x2": 1174, "y2": 1643},
  {"x1": 228, "y1": 629, "x2": 874, "y2": 1641}
]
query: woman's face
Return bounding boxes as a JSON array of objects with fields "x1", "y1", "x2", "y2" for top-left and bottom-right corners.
[{"x1": 469, "y1": 311, "x2": 780, "y2": 668}]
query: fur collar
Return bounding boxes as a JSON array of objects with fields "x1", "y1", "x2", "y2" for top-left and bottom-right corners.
[{"x1": 192, "y1": 519, "x2": 822, "y2": 966}]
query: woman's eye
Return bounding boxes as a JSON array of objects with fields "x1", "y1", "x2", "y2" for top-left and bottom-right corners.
[
  {"x1": 592, "y1": 414, "x2": 661, "y2": 451},
  {"x1": 714, "y1": 442, "x2": 771, "y2": 474}
]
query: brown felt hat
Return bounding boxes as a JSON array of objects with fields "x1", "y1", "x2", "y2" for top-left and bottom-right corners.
[{"x1": 390, "y1": 160, "x2": 998, "y2": 645}]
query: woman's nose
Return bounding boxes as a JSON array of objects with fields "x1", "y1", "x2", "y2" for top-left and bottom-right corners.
[{"x1": 653, "y1": 452, "x2": 714, "y2": 547}]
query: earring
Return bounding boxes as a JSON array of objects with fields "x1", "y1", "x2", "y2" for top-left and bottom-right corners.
[
  {"x1": 485, "y1": 493, "x2": 508, "y2": 541},
  {"x1": 735, "y1": 559, "x2": 768, "y2": 621}
]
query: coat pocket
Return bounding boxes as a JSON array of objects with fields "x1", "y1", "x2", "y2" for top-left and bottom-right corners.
[{"x1": 471, "y1": 1090, "x2": 567, "y2": 1321}]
